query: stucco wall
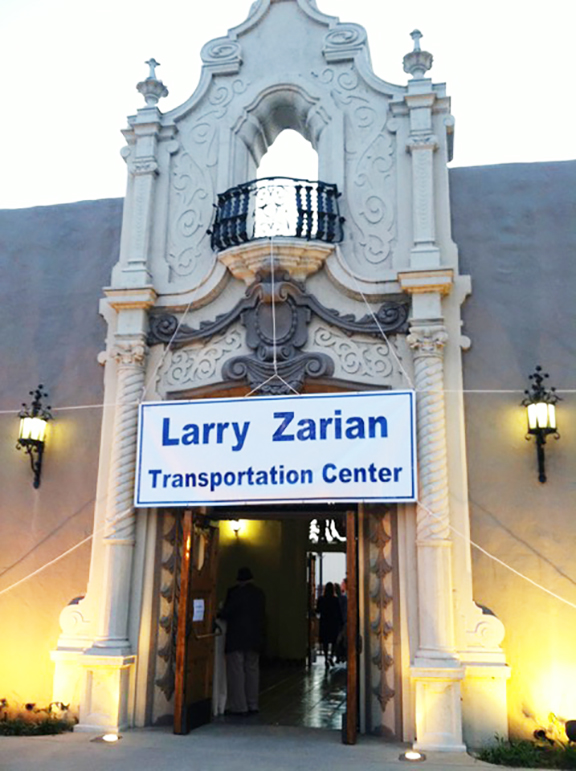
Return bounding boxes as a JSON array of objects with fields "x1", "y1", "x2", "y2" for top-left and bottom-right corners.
[
  {"x1": 452, "y1": 161, "x2": 576, "y2": 737},
  {"x1": 0, "y1": 199, "x2": 122, "y2": 705}
]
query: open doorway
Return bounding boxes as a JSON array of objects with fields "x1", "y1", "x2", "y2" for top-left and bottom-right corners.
[
  {"x1": 216, "y1": 514, "x2": 349, "y2": 731},
  {"x1": 172, "y1": 507, "x2": 358, "y2": 741}
]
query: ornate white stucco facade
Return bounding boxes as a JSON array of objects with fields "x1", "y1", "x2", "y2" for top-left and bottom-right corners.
[{"x1": 51, "y1": 0, "x2": 509, "y2": 750}]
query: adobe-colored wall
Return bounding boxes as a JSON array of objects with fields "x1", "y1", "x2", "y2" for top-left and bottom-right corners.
[
  {"x1": 452, "y1": 161, "x2": 576, "y2": 737},
  {"x1": 0, "y1": 199, "x2": 122, "y2": 706}
]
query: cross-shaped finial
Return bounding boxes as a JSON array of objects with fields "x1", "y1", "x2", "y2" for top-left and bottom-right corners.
[
  {"x1": 410, "y1": 30, "x2": 422, "y2": 52},
  {"x1": 145, "y1": 58, "x2": 161, "y2": 80},
  {"x1": 137, "y1": 58, "x2": 168, "y2": 105}
]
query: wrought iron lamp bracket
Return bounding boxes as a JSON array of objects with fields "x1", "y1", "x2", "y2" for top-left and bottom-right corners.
[
  {"x1": 521, "y1": 366, "x2": 561, "y2": 484},
  {"x1": 16, "y1": 385, "x2": 52, "y2": 489}
]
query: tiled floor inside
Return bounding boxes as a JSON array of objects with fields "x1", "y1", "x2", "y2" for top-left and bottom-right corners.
[{"x1": 219, "y1": 656, "x2": 347, "y2": 731}]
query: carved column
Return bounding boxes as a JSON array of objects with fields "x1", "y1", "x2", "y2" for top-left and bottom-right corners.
[
  {"x1": 66, "y1": 284, "x2": 156, "y2": 732},
  {"x1": 74, "y1": 337, "x2": 147, "y2": 732},
  {"x1": 407, "y1": 322, "x2": 465, "y2": 751},
  {"x1": 92, "y1": 338, "x2": 147, "y2": 652},
  {"x1": 408, "y1": 324, "x2": 453, "y2": 652}
]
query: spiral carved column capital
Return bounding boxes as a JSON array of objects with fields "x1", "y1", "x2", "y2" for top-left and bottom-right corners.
[
  {"x1": 111, "y1": 340, "x2": 148, "y2": 368},
  {"x1": 407, "y1": 324, "x2": 448, "y2": 357}
]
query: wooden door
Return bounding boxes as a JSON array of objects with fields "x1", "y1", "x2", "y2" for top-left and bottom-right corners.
[
  {"x1": 343, "y1": 509, "x2": 358, "y2": 745},
  {"x1": 174, "y1": 510, "x2": 220, "y2": 734}
]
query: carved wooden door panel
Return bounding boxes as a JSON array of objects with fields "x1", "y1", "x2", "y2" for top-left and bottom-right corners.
[{"x1": 174, "y1": 511, "x2": 220, "y2": 734}]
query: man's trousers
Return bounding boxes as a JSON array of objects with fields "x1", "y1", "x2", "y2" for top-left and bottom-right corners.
[{"x1": 225, "y1": 650, "x2": 260, "y2": 714}]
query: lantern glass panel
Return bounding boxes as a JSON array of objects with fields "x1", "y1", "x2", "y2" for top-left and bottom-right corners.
[
  {"x1": 19, "y1": 416, "x2": 48, "y2": 443},
  {"x1": 535, "y1": 402, "x2": 549, "y2": 429},
  {"x1": 527, "y1": 403, "x2": 538, "y2": 431},
  {"x1": 548, "y1": 403, "x2": 557, "y2": 431}
]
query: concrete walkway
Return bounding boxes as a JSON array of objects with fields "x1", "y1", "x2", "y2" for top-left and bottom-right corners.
[{"x1": 0, "y1": 723, "x2": 511, "y2": 771}]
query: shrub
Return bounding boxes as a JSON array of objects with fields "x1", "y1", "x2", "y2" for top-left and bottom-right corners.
[
  {"x1": 477, "y1": 735, "x2": 576, "y2": 769},
  {"x1": 0, "y1": 699, "x2": 75, "y2": 736},
  {"x1": 478, "y1": 736, "x2": 545, "y2": 767}
]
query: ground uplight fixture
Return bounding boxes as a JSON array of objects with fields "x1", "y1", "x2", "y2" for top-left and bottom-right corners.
[
  {"x1": 521, "y1": 366, "x2": 560, "y2": 483},
  {"x1": 16, "y1": 385, "x2": 52, "y2": 488},
  {"x1": 90, "y1": 733, "x2": 122, "y2": 743},
  {"x1": 399, "y1": 750, "x2": 427, "y2": 762}
]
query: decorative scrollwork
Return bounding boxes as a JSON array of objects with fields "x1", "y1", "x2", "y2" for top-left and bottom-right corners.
[
  {"x1": 149, "y1": 271, "x2": 409, "y2": 348},
  {"x1": 313, "y1": 326, "x2": 394, "y2": 382},
  {"x1": 167, "y1": 79, "x2": 246, "y2": 283},
  {"x1": 323, "y1": 24, "x2": 368, "y2": 63},
  {"x1": 160, "y1": 329, "x2": 244, "y2": 392},
  {"x1": 310, "y1": 64, "x2": 397, "y2": 272},
  {"x1": 222, "y1": 351, "x2": 334, "y2": 395},
  {"x1": 201, "y1": 39, "x2": 242, "y2": 65},
  {"x1": 150, "y1": 270, "x2": 407, "y2": 394},
  {"x1": 325, "y1": 26, "x2": 367, "y2": 48}
]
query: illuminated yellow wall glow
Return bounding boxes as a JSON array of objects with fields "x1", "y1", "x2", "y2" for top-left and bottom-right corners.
[
  {"x1": 0, "y1": 410, "x2": 97, "y2": 712},
  {"x1": 464, "y1": 389, "x2": 576, "y2": 740}
]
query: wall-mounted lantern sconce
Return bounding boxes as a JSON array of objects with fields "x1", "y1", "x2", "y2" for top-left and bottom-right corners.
[
  {"x1": 230, "y1": 519, "x2": 243, "y2": 538},
  {"x1": 16, "y1": 385, "x2": 52, "y2": 488},
  {"x1": 521, "y1": 367, "x2": 560, "y2": 483}
]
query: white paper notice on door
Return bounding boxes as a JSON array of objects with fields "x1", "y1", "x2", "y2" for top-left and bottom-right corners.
[{"x1": 193, "y1": 599, "x2": 205, "y2": 622}]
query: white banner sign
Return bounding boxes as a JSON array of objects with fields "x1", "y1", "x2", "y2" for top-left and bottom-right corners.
[{"x1": 135, "y1": 390, "x2": 417, "y2": 507}]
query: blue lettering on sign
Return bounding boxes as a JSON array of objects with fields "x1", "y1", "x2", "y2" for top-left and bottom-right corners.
[
  {"x1": 161, "y1": 417, "x2": 249, "y2": 451},
  {"x1": 322, "y1": 463, "x2": 402, "y2": 484},
  {"x1": 272, "y1": 411, "x2": 387, "y2": 442},
  {"x1": 148, "y1": 466, "x2": 314, "y2": 492},
  {"x1": 162, "y1": 418, "x2": 179, "y2": 446}
]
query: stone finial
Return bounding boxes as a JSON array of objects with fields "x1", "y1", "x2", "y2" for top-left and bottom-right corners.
[
  {"x1": 145, "y1": 58, "x2": 160, "y2": 79},
  {"x1": 403, "y1": 29, "x2": 433, "y2": 79},
  {"x1": 136, "y1": 58, "x2": 169, "y2": 107},
  {"x1": 411, "y1": 29, "x2": 423, "y2": 51}
]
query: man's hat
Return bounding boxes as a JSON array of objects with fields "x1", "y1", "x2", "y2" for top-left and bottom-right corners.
[{"x1": 237, "y1": 567, "x2": 253, "y2": 582}]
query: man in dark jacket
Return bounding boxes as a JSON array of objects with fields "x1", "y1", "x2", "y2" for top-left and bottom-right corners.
[{"x1": 220, "y1": 566, "x2": 266, "y2": 715}]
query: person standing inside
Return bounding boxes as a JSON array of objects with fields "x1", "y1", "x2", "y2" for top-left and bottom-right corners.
[
  {"x1": 334, "y1": 581, "x2": 347, "y2": 663},
  {"x1": 220, "y1": 566, "x2": 266, "y2": 715},
  {"x1": 316, "y1": 581, "x2": 342, "y2": 669}
]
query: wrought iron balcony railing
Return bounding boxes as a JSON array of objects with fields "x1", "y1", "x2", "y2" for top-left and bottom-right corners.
[{"x1": 209, "y1": 176, "x2": 344, "y2": 252}]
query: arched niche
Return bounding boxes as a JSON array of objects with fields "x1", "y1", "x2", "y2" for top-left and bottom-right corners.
[
  {"x1": 256, "y1": 129, "x2": 318, "y2": 181},
  {"x1": 231, "y1": 83, "x2": 339, "y2": 188}
]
